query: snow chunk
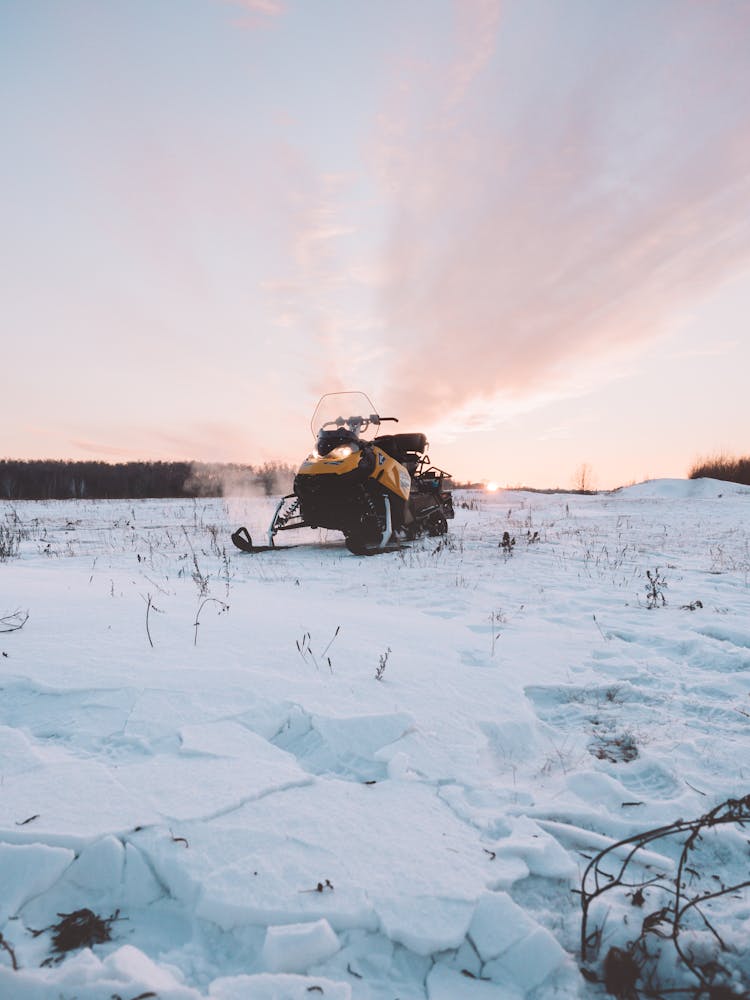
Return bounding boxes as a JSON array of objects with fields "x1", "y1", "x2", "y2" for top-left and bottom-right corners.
[
  {"x1": 0, "y1": 943, "x2": 202, "y2": 999},
  {"x1": 468, "y1": 891, "x2": 538, "y2": 962},
  {"x1": 180, "y1": 719, "x2": 285, "y2": 757},
  {"x1": 210, "y1": 972, "x2": 351, "y2": 999},
  {"x1": 566, "y1": 770, "x2": 633, "y2": 812},
  {"x1": 502, "y1": 816, "x2": 577, "y2": 880},
  {"x1": 117, "y1": 731, "x2": 307, "y2": 821},
  {"x1": 69, "y1": 835, "x2": 125, "y2": 890},
  {"x1": 122, "y1": 842, "x2": 164, "y2": 906},
  {"x1": 427, "y1": 964, "x2": 522, "y2": 999},
  {"x1": 312, "y1": 711, "x2": 414, "y2": 759},
  {"x1": 0, "y1": 724, "x2": 44, "y2": 777},
  {"x1": 274, "y1": 710, "x2": 415, "y2": 780},
  {"x1": 0, "y1": 842, "x2": 74, "y2": 921},
  {"x1": 483, "y1": 853, "x2": 530, "y2": 891},
  {"x1": 448, "y1": 938, "x2": 483, "y2": 978},
  {"x1": 483, "y1": 926, "x2": 571, "y2": 992},
  {"x1": 375, "y1": 895, "x2": 475, "y2": 955},
  {"x1": 103, "y1": 944, "x2": 196, "y2": 991},
  {"x1": 0, "y1": 760, "x2": 159, "y2": 842},
  {"x1": 261, "y1": 918, "x2": 341, "y2": 973},
  {"x1": 136, "y1": 779, "x2": 489, "y2": 946}
]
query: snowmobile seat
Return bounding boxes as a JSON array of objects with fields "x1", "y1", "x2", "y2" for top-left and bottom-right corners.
[{"x1": 374, "y1": 433, "x2": 427, "y2": 462}]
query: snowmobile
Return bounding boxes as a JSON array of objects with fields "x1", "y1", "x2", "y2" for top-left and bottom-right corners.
[{"x1": 231, "y1": 391, "x2": 454, "y2": 555}]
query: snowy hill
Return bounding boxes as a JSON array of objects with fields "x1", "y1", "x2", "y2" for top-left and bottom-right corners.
[
  {"x1": 0, "y1": 488, "x2": 748, "y2": 998},
  {"x1": 613, "y1": 476, "x2": 750, "y2": 499}
]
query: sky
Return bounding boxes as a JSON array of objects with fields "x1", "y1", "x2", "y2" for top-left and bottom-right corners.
[{"x1": 3, "y1": 0, "x2": 750, "y2": 489}]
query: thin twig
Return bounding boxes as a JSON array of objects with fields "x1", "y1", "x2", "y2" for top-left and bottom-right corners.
[
  {"x1": 193, "y1": 597, "x2": 229, "y2": 645},
  {"x1": 0, "y1": 933, "x2": 18, "y2": 970},
  {"x1": 0, "y1": 610, "x2": 29, "y2": 633},
  {"x1": 144, "y1": 593, "x2": 155, "y2": 648}
]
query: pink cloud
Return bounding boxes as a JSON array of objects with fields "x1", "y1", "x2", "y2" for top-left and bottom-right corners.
[
  {"x1": 373, "y1": 2, "x2": 750, "y2": 429},
  {"x1": 70, "y1": 440, "x2": 146, "y2": 460},
  {"x1": 219, "y1": 0, "x2": 283, "y2": 16},
  {"x1": 69, "y1": 422, "x2": 259, "y2": 464},
  {"x1": 445, "y1": 0, "x2": 502, "y2": 111}
]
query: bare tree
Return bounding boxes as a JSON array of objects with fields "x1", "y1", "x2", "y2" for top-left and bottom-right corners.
[{"x1": 574, "y1": 463, "x2": 594, "y2": 493}]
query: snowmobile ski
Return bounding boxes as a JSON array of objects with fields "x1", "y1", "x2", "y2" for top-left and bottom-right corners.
[
  {"x1": 230, "y1": 525, "x2": 402, "y2": 556},
  {"x1": 230, "y1": 527, "x2": 281, "y2": 553}
]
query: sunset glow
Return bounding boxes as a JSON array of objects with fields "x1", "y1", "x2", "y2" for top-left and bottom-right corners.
[{"x1": 3, "y1": 1, "x2": 750, "y2": 488}]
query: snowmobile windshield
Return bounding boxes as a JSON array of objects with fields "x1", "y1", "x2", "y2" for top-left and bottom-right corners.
[{"x1": 311, "y1": 392, "x2": 380, "y2": 441}]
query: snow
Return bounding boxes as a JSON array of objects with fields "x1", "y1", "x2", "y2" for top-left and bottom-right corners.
[
  {"x1": 468, "y1": 891, "x2": 538, "y2": 961},
  {"x1": 0, "y1": 481, "x2": 749, "y2": 997},
  {"x1": 615, "y1": 476, "x2": 750, "y2": 499},
  {"x1": 211, "y1": 973, "x2": 352, "y2": 999},
  {"x1": 0, "y1": 944, "x2": 203, "y2": 1000},
  {"x1": 0, "y1": 843, "x2": 75, "y2": 923},
  {"x1": 261, "y1": 918, "x2": 341, "y2": 973}
]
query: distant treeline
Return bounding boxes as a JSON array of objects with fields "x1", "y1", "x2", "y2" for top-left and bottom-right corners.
[
  {"x1": 689, "y1": 454, "x2": 750, "y2": 487},
  {"x1": 0, "y1": 460, "x2": 296, "y2": 501}
]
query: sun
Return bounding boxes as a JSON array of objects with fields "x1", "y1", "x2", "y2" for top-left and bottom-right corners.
[{"x1": 485, "y1": 481, "x2": 500, "y2": 492}]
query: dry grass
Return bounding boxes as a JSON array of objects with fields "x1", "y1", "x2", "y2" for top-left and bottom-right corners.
[{"x1": 689, "y1": 453, "x2": 750, "y2": 486}]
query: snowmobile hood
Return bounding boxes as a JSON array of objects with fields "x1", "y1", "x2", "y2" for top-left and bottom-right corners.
[{"x1": 298, "y1": 447, "x2": 365, "y2": 476}]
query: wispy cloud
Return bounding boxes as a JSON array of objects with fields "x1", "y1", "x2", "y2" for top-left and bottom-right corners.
[
  {"x1": 219, "y1": 0, "x2": 283, "y2": 16},
  {"x1": 70, "y1": 440, "x2": 145, "y2": 460},
  {"x1": 426, "y1": 346, "x2": 635, "y2": 444},
  {"x1": 71, "y1": 422, "x2": 257, "y2": 463},
  {"x1": 445, "y1": 0, "x2": 502, "y2": 111},
  {"x1": 217, "y1": 0, "x2": 284, "y2": 31},
  {"x1": 261, "y1": 167, "x2": 387, "y2": 397},
  {"x1": 374, "y1": 1, "x2": 750, "y2": 430},
  {"x1": 667, "y1": 339, "x2": 739, "y2": 361}
]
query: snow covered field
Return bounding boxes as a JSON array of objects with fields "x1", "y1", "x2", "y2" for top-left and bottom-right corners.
[{"x1": 1, "y1": 481, "x2": 749, "y2": 999}]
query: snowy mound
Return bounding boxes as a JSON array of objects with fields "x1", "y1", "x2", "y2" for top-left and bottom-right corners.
[{"x1": 613, "y1": 477, "x2": 750, "y2": 499}]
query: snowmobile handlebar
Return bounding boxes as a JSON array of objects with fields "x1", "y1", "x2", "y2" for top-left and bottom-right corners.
[{"x1": 321, "y1": 414, "x2": 399, "y2": 436}]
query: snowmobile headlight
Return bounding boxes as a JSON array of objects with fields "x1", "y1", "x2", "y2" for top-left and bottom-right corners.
[{"x1": 327, "y1": 445, "x2": 355, "y2": 460}]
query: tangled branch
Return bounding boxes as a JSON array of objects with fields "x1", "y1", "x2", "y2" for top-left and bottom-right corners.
[{"x1": 580, "y1": 794, "x2": 750, "y2": 998}]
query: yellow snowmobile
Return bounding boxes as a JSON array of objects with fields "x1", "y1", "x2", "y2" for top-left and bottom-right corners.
[{"x1": 231, "y1": 391, "x2": 454, "y2": 555}]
